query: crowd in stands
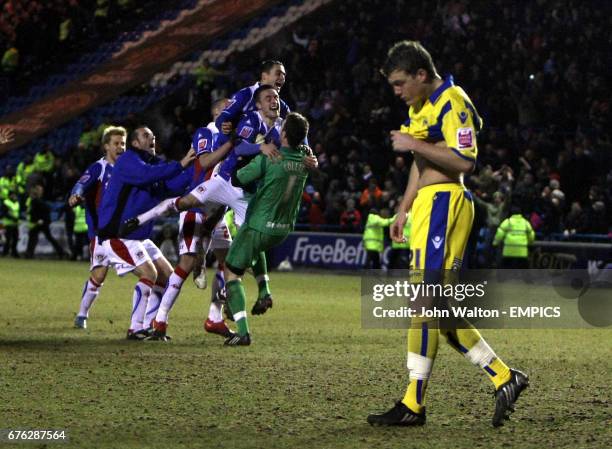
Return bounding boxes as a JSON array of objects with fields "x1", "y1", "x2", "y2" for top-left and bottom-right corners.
[
  {"x1": 158, "y1": 0, "x2": 610, "y2": 238},
  {"x1": 1, "y1": 0, "x2": 610, "y2": 259},
  {"x1": 0, "y1": 0, "x2": 164, "y2": 99}
]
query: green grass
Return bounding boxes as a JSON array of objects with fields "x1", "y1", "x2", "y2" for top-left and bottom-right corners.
[{"x1": 0, "y1": 258, "x2": 610, "y2": 449}]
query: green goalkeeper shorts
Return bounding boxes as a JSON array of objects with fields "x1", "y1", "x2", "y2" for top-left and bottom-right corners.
[{"x1": 225, "y1": 226, "x2": 287, "y2": 275}]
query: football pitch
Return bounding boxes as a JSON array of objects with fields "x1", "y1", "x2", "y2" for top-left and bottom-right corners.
[{"x1": 0, "y1": 259, "x2": 610, "y2": 449}]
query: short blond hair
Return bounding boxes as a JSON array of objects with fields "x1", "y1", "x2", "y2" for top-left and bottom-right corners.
[{"x1": 101, "y1": 126, "x2": 127, "y2": 146}]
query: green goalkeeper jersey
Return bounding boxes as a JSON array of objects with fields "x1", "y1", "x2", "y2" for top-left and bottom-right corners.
[{"x1": 235, "y1": 146, "x2": 308, "y2": 236}]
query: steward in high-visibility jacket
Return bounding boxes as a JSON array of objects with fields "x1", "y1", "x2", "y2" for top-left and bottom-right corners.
[
  {"x1": 2, "y1": 192, "x2": 20, "y2": 257},
  {"x1": 493, "y1": 210, "x2": 535, "y2": 269},
  {"x1": 33, "y1": 149, "x2": 55, "y2": 173},
  {"x1": 71, "y1": 205, "x2": 89, "y2": 260},
  {"x1": 363, "y1": 208, "x2": 393, "y2": 269},
  {"x1": 74, "y1": 205, "x2": 88, "y2": 234}
]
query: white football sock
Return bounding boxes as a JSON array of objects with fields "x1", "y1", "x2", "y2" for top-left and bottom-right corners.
[
  {"x1": 208, "y1": 268, "x2": 225, "y2": 322},
  {"x1": 130, "y1": 279, "x2": 152, "y2": 331},
  {"x1": 155, "y1": 267, "x2": 188, "y2": 324},
  {"x1": 77, "y1": 277, "x2": 102, "y2": 318},
  {"x1": 144, "y1": 282, "x2": 165, "y2": 328},
  {"x1": 137, "y1": 198, "x2": 178, "y2": 225}
]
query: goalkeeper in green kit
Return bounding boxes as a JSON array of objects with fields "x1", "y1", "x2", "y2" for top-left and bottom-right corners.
[{"x1": 223, "y1": 112, "x2": 310, "y2": 346}]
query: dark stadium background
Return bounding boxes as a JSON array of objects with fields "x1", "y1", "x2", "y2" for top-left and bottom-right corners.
[{"x1": 0, "y1": 0, "x2": 610, "y2": 260}]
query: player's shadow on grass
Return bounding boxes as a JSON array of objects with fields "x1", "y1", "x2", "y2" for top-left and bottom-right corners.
[{"x1": 0, "y1": 337, "x2": 151, "y2": 351}]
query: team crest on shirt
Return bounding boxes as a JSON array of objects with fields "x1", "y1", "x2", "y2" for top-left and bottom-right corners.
[
  {"x1": 457, "y1": 128, "x2": 474, "y2": 149},
  {"x1": 197, "y1": 185, "x2": 206, "y2": 193},
  {"x1": 197, "y1": 138, "x2": 208, "y2": 151},
  {"x1": 239, "y1": 126, "x2": 254, "y2": 138},
  {"x1": 136, "y1": 251, "x2": 145, "y2": 260}
]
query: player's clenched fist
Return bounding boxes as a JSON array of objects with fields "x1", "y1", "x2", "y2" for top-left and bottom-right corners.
[
  {"x1": 68, "y1": 194, "x2": 83, "y2": 207},
  {"x1": 390, "y1": 130, "x2": 419, "y2": 152},
  {"x1": 390, "y1": 213, "x2": 407, "y2": 243}
]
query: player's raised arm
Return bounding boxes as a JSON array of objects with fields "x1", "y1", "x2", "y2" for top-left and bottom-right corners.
[
  {"x1": 0, "y1": 126, "x2": 15, "y2": 144},
  {"x1": 68, "y1": 163, "x2": 103, "y2": 207},
  {"x1": 231, "y1": 154, "x2": 266, "y2": 188},
  {"x1": 215, "y1": 88, "x2": 250, "y2": 132}
]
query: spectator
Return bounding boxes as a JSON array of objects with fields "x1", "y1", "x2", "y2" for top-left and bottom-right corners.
[
  {"x1": 564, "y1": 201, "x2": 586, "y2": 236},
  {"x1": 584, "y1": 200, "x2": 608, "y2": 234},
  {"x1": 340, "y1": 198, "x2": 362, "y2": 232},
  {"x1": 1, "y1": 44, "x2": 18, "y2": 73},
  {"x1": 389, "y1": 156, "x2": 409, "y2": 192},
  {"x1": 1, "y1": 190, "x2": 20, "y2": 257},
  {"x1": 307, "y1": 191, "x2": 326, "y2": 230},
  {"x1": 493, "y1": 205, "x2": 535, "y2": 269},
  {"x1": 71, "y1": 204, "x2": 88, "y2": 260},
  {"x1": 25, "y1": 184, "x2": 66, "y2": 259},
  {"x1": 1, "y1": 0, "x2": 610, "y2": 246},
  {"x1": 362, "y1": 208, "x2": 393, "y2": 269},
  {"x1": 359, "y1": 178, "x2": 383, "y2": 211}
]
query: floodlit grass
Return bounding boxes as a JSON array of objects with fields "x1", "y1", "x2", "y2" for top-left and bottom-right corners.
[{"x1": 0, "y1": 258, "x2": 610, "y2": 449}]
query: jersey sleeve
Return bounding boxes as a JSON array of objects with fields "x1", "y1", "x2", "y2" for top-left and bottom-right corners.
[
  {"x1": 192, "y1": 127, "x2": 214, "y2": 157},
  {"x1": 235, "y1": 154, "x2": 266, "y2": 186},
  {"x1": 215, "y1": 87, "x2": 250, "y2": 128},
  {"x1": 71, "y1": 162, "x2": 102, "y2": 197},
  {"x1": 118, "y1": 153, "x2": 182, "y2": 186},
  {"x1": 163, "y1": 167, "x2": 192, "y2": 196},
  {"x1": 441, "y1": 98, "x2": 480, "y2": 162}
]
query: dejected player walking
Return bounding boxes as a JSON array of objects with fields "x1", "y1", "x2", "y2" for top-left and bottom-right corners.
[{"x1": 367, "y1": 41, "x2": 528, "y2": 427}]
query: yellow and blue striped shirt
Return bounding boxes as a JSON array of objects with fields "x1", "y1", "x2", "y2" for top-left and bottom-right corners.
[{"x1": 400, "y1": 75, "x2": 482, "y2": 162}]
